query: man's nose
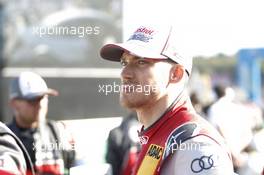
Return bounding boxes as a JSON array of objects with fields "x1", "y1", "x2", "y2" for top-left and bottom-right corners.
[{"x1": 121, "y1": 64, "x2": 134, "y2": 81}]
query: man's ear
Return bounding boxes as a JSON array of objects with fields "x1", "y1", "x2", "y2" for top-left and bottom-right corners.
[{"x1": 169, "y1": 65, "x2": 184, "y2": 83}]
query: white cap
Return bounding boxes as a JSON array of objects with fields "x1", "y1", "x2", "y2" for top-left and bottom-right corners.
[
  {"x1": 100, "y1": 25, "x2": 192, "y2": 75},
  {"x1": 10, "y1": 71, "x2": 58, "y2": 100}
]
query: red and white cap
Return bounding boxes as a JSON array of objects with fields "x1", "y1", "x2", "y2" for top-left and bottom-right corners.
[
  {"x1": 10, "y1": 71, "x2": 58, "y2": 100},
  {"x1": 100, "y1": 25, "x2": 192, "y2": 76}
]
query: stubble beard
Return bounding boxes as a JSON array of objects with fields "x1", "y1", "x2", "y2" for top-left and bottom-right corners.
[{"x1": 119, "y1": 90, "x2": 157, "y2": 110}]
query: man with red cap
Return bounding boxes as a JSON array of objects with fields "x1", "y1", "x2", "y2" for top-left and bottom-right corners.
[{"x1": 100, "y1": 25, "x2": 236, "y2": 174}]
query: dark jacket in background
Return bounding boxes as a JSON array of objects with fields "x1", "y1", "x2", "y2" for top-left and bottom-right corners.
[
  {"x1": 8, "y1": 119, "x2": 75, "y2": 175},
  {"x1": 106, "y1": 112, "x2": 140, "y2": 175}
]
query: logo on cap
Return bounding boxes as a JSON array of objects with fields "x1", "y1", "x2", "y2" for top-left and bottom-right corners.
[{"x1": 128, "y1": 26, "x2": 154, "y2": 43}]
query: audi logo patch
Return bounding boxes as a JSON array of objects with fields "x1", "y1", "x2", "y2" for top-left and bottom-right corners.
[{"x1": 191, "y1": 155, "x2": 214, "y2": 173}]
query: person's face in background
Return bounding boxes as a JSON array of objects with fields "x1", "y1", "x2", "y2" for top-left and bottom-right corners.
[
  {"x1": 10, "y1": 95, "x2": 48, "y2": 128},
  {"x1": 120, "y1": 52, "x2": 173, "y2": 109}
]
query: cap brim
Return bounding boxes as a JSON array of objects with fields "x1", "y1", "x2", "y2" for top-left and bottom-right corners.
[
  {"x1": 21, "y1": 88, "x2": 59, "y2": 100},
  {"x1": 100, "y1": 42, "x2": 167, "y2": 61},
  {"x1": 46, "y1": 88, "x2": 59, "y2": 96}
]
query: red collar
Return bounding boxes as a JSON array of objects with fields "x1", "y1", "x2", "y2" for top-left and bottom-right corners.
[{"x1": 138, "y1": 92, "x2": 193, "y2": 144}]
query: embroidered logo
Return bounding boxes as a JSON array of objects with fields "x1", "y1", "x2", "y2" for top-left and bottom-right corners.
[
  {"x1": 139, "y1": 135, "x2": 149, "y2": 145},
  {"x1": 128, "y1": 26, "x2": 154, "y2": 43},
  {"x1": 137, "y1": 144, "x2": 164, "y2": 175},
  {"x1": 191, "y1": 155, "x2": 214, "y2": 173},
  {"x1": 147, "y1": 144, "x2": 163, "y2": 160}
]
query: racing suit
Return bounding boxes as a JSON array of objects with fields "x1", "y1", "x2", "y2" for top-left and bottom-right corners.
[
  {"x1": 0, "y1": 122, "x2": 34, "y2": 175},
  {"x1": 133, "y1": 92, "x2": 235, "y2": 175}
]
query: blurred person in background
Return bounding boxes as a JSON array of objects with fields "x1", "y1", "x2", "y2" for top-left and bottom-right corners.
[
  {"x1": 7, "y1": 71, "x2": 76, "y2": 175},
  {"x1": 0, "y1": 121, "x2": 35, "y2": 175},
  {"x1": 106, "y1": 112, "x2": 140, "y2": 175},
  {"x1": 208, "y1": 85, "x2": 264, "y2": 175},
  {"x1": 100, "y1": 24, "x2": 236, "y2": 174},
  {"x1": 190, "y1": 91, "x2": 205, "y2": 117}
]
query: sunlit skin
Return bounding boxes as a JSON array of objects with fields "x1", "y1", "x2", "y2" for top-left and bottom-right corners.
[
  {"x1": 10, "y1": 95, "x2": 48, "y2": 128},
  {"x1": 120, "y1": 52, "x2": 186, "y2": 128}
]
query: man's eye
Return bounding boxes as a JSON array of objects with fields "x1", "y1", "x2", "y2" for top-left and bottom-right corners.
[
  {"x1": 137, "y1": 59, "x2": 147, "y2": 65},
  {"x1": 120, "y1": 60, "x2": 127, "y2": 66}
]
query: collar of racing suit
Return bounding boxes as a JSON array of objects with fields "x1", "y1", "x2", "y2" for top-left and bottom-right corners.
[{"x1": 138, "y1": 90, "x2": 195, "y2": 139}]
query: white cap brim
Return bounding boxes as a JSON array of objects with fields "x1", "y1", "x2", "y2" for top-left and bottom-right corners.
[
  {"x1": 15, "y1": 88, "x2": 59, "y2": 100},
  {"x1": 100, "y1": 41, "x2": 168, "y2": 62}
]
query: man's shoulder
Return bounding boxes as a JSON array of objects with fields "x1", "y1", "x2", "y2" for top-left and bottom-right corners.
[
  {"x1": 0, "y1": 122, "x2": 18, "y2": 144},
  {"x1": 0, "y1": 122, "x2": 27, "y2": 175},
  {"x1": 46, "y1": 120, "x2": 66, "y2": 134},
  {"x1": 163, "y1": 117, "x2": 229, "y2": 160},
  {"x1": 0, "y1": 122, "x2": 11, "y2": 133},
  {"x1": 160, "y1": 114, "x2": 234, "y2": 175},
  {"x1": 161, "y1": 135, "x2": 235, "y2": 175},
  {"x1": 46, "y1": 120, "x2": 75, "y2": 151},
  {"x1": 46, "y1": 120, "x2": 65, "y2": 140}
]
